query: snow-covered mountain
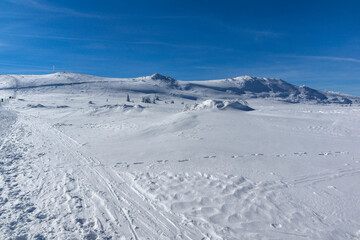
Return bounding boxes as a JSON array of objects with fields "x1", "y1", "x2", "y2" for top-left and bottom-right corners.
[
  {"x1": 186, "y1": 76, "x2": 357, "y2": 104},
  {"x1": 0, "y1": 72, "x2": 358, "y2": 104}
]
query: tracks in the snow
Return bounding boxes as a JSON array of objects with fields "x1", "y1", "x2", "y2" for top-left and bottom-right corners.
[
  {"x1": 0, "y1": 110, "x2": 47, "y2": 239},
  {"x1": 291, "y1": 166, "x2": 360, "y2": 186},
  {"x1": 15, "y1": 113, "x2": 206, "y2": 239},
  {"x1": 23, "y1": 114, "x2": 142, "y2": 239}
]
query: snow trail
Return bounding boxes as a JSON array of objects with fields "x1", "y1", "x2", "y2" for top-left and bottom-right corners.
[{"x1": 1, "y1": 111, "x2": 212, "y2": 239}]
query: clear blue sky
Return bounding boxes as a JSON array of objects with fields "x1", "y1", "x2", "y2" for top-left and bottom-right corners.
[{"x1": 1, "y1": 0, "x2": 360, "y2": 95}]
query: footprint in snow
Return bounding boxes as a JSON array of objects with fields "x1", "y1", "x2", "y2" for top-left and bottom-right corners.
[
  {"x1": 294, "y1": 152, "x2": 307, "y2": 156},
  {"x1": 133, "y1": 162, "x2": 144, "y2": 165},
  {"x1": 34, "y1": 234, "x2": 46, "y2": 240},
  {"x1": 271, "y1": 223, "x2": 282, "y2": 229},
  {"x1": 157, "y1": 160, "x2": 168, "y2": 164},
  {"x1": 114, "y1": 162, "x2": 130, "y2": 168},
  {"x1": 319, "y1": 152, "x2": 332, "y2": 156},
  {"x1": 178, "y1": 159, "x2": 189, "y2": 163},
  {"x1": 335, "y1": 151, "x2": 348, "y2": 154},
  {"x1": 75, "y1": 218, "x2": 86, "y2": 226},
  {"x1": 35, "y1": 212, "x2": 47, "y2": 220},
  {"x1": 37, "y1": 153, "x2": 46, "y2": 157}
]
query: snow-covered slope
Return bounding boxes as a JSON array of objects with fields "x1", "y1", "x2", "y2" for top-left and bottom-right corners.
[
  {"x1": 0, "y1": 72, "x2": 101, "y2": 89},
  {"x1": 0, "y1": 72, "x2": 358, "y2": 104},
  {"x1": 1, "y1": 72, "x2": 360, "y2": 239},
  {"x1": 185, "y1": 76, "x2": 357, "y2": 104}
]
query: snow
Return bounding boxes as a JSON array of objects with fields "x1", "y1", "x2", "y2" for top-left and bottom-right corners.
[
  {"x1": 184, "y1": 99, "x2": 254, "y2": 111},
  {"x1": 1, "y1": 72, "x2": 360, "y2": 239}
]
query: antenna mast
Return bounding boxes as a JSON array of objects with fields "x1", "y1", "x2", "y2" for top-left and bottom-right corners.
[{"x1": 53, "y1": 65, "x2": 55, "y2": 73}]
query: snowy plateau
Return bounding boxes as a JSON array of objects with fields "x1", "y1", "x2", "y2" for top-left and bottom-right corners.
[{"x1": 0, "y1": 72, "x2": 360, "y2": 240}]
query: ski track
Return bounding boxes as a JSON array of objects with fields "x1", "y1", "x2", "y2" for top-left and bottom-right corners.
[
  {"x1": 291, "y1": 167, "x2": 360, "y2": 186},
  {"x1": 1, "y1": 111, "x2": 211, "y2": 239}
]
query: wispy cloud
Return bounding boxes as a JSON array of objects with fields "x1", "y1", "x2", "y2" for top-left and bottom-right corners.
[
  {"x1": 4, "y1": 33, "x2": 96, "y2": 42},
  {"x1": 289, "y1": 55, "x2": 360, "y2": 63},
  {"x1": 129, "y1": 41, "x2": 235, "y2": 52},
  {"x1": 2, "y1": 34, "x2": 235, "y2": 52},
  {"x1": 0, "y1": 11, "x2": 37, "y2": 18},
  {"x1": 5, "y1": 0, "x2": 102, "y2": 18},
  {"x1": 202, "y1": 18, "x2": 283, "y2": 40}
]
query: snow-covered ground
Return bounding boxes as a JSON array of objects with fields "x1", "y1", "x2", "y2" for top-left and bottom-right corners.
[{"x1": 1, "y1": 73, "x2": 360, "y2": 239}]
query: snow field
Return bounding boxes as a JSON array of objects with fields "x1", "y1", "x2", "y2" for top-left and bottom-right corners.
[{"x1": 1, "y1": 73, "x2": 360, "y2": 239}]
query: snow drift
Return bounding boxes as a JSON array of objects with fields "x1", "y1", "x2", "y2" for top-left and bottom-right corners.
[{"x1": 184, "y1": 99, "x2": 254, "y2": 111}]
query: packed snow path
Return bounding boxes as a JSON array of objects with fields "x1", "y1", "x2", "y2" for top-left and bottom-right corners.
[{"x1": 1, "y1": 111, "x2": 212, "y2": 239}]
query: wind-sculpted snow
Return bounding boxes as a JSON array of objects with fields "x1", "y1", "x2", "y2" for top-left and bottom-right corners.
[
  {"x1": 131, "y1": 172, "x2": 348, "y2": 239},
  {"x1": 90, "y1": 104, "x2": 145, "y2": 115},
  {"x1": 184, "y1": 99, "x2": 254, "y2": 111}
]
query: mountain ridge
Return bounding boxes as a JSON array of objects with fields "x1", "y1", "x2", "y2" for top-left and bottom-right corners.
[{"x1": 0, "y1": 72, "x2": 358, "y2": 104}]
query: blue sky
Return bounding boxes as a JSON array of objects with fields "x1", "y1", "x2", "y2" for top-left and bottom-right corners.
[{"x1": 1, "y1": 0, "x2": 360, "y2": 95}]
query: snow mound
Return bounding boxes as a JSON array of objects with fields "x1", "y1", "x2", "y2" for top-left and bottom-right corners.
[
  {"x1": 26, "y1": 104, "x2": 70, "y2": 109},
  {"x1": 27, "y1": 104, "x2": 46, "y2": 108},
  {"x1": 91, "y1": 104, "x2": 144, "y2": 115},
  {"x1": 184, "y1": 99, "x2": 254, "y2": 111}
]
